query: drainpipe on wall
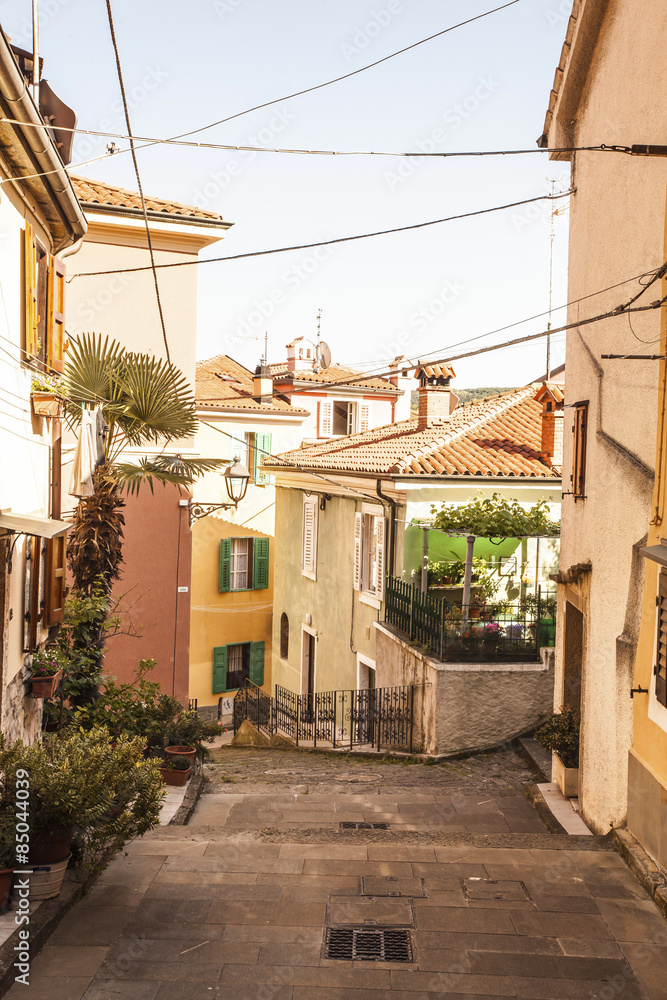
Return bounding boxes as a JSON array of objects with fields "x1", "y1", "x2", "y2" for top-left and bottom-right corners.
[{"x1": 375, "y1": 480, "x2": 396, "y2": 577}]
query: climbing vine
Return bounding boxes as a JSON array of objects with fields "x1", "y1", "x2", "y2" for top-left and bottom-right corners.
[{"x1": 430, "y1": 493, "x2": 560, "y2": 540}]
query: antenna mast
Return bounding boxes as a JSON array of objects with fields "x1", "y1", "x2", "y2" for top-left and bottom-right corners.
[
  {"x1": 262, "y1": 331, "x2": 268, "y2": 367},
  {"x1": 316, "y1": 307, "x2": 322, "y2": 371}
]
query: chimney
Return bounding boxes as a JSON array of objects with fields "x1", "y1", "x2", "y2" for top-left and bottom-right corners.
[
  {"x1": 416, "y1": 362, "x2": 458, "y2": 430},
  {"x1": 253, "y1": 365, "x2": 273, "y2": 405},
  {"x1": 389, "y1": 355, "x2": 413, "y2": 423},
  {"x1": 286, "y1": 337, "x2": 317, "y2": 372},
  {"x1": 534, "y1": 383, "x2": 564, "y2": 467}
]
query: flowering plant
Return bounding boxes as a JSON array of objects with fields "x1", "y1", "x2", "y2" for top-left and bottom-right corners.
[
  {"x1": 30, "y1": 373, "x2": 65, "y2": 395},
  {"x1": 30, "y1": 646, "x2": 66, "y2": 678},
  {"x1": 505, "y1": 623, "x2": 525, "y2": 639}
]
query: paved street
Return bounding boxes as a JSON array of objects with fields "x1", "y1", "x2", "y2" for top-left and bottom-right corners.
[{"x1": 8, "y1": 747, "x2": 667, "y2": 999}]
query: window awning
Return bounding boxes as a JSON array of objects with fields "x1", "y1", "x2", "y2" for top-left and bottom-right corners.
[
  {"x1": 640, "y1": 542, "x2": 667, "y2": 567},
  {"x1": 0, "y1": 511, "x2": 70, "y2": 539}
]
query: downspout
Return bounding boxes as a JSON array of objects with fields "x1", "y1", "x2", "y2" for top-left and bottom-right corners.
[{"x1": 376, "y1": 479, "x2": 396, "y2": 577}]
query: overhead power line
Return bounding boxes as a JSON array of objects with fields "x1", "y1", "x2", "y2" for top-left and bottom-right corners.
[
  {"x1": 0, "y1": 117, "x2": 634, "y2": 160},
  {"x1": 104, "y1": 0, "x2": 171, "y2": 364},
  {"x1": 69, "y1": 189, "x2": 574, "y2": 280}
]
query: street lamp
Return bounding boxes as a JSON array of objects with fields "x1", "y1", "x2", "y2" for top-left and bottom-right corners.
[{"x1": 188, "y1": 454, "x2": 251, "y2": 526}]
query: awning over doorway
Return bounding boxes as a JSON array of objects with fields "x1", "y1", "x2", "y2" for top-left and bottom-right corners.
[{"x1": 0, "y1": 510, "x2": 70, "y2": 538}]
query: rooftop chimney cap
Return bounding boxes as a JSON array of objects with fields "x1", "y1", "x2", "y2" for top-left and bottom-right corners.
[{"x1": 415, "y1": 361, "x2": 456, "y2": 386}]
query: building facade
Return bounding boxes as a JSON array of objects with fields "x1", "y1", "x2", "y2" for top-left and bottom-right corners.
[{"x1": 544, "y1": 0, "x2": 667, "y2": 833}]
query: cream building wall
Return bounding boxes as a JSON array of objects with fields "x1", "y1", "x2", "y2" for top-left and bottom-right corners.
[{"x1": 546, "y1": 0, "x2": 667, "y2": 832}]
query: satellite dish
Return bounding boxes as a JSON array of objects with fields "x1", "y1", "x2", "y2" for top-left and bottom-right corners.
[{"x1": 319, "y1": 341, "x2": 332, "y2": 369}]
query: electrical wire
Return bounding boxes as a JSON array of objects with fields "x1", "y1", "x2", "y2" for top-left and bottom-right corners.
[
  {"x1": 69, "y1": 189, "x2": 574, "y2": 280},
  {"x1": 104, "y1": 0, "x2": 171, "y2": 364},
  {"x1": 0, "y1": 117, "x2": 632, "y2": 160}
]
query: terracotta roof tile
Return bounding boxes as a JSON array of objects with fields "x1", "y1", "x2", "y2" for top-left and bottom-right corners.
[
  {"x1": 264, "y1": 387, "x2": 560, "y2": 479},
  {"x1": 195, "y1": 355, "x2": 309, "y2": 415},
  {"x1": 71, "y1": 176, "x2": 229, "y2": 225},
  {"x1": 269, "y1": 362, "x2": 399, "y2": 393}
]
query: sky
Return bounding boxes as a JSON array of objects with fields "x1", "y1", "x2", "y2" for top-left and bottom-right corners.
[{"x1": 0, "y1": 0, "x2": 574, "y2": 387}]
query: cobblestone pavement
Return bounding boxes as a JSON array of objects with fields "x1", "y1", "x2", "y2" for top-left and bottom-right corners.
[{"x1": 8, "y1": 746, "x2": 667, "y2": 999}]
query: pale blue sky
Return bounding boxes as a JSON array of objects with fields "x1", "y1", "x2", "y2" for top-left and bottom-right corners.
[{"x1": 1, "y1": 0, "x2": 574, "y2": 386}]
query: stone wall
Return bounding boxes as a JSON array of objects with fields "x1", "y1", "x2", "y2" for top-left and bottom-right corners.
[
  {"x1": 374, "y1": 623, "x2": 554, "y2": 755},
  {"x1": 2, "y1": 661, "x2": 42, "y2": 745}
]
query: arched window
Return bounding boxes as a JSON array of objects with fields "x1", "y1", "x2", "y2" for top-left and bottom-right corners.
[{"x1": 280, "y1": 612, "x2": 289, "y2": 659}]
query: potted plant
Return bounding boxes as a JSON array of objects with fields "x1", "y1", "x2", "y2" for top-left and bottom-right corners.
[
  {"x1": 29, "y1": 647, "x2": 66, "y2": 698},
  {"x1": 166, "y1": 709, "x2": 221, "y2": 761},
  {"x1": 535, "y1": 709, "x2": 580, "y2": 797},
  {"x1": 158, "y1": 755, "x2": 192, "y2": 787},
  {"x1": 30, "y1": 373, "x2": 63, "y2": 417},
  {"x1": 0, "y1": 728, "x2": 165, "y2": 896},
  {"x1": 482, "y1": 622, "x2": 503, "y2": 651}
]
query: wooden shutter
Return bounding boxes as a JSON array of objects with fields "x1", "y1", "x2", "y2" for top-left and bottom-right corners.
[
  {"x1": 353, "y1": 512, "x2": 363, "y2": 591},
  {"x1": 219, "y1": 538, "x2": 231, "y2": 592},
  {"x1": 375, "y1": 517, "x2": 386, "y2": 602},
  {"x1": 656, "y1": 573, "x2": 667, "y2": 707},
  {"x1": 25, "y1": 536, "x2": 42, "y2": 651},
  {"x1": 360, "y1": 403, "x2": 370, "y2": 432},
  {"x1": 572, "y1": 404, "x2": 588, "y2": 499},
  {"x1": 46, "y1": 257, "x2": 66, "y2": 373},
  {"x1": 212, "y1": 645, "x2": 227, "y2": 694},
  {"x1": 23, "y1": 223, "x2": 38, "y2": 358},
  {"x1": 253, "y1": 537, "x2": 270, "y2": 590},
  {"x1": 250, "y1": 641, "x2": 265, "y2": 686},
  {"x1": 256, "y1": 433, "x2": 272, "y2": 484},
  {"x1": 318, "y1": 400, "x2": 333, "y2": 438},
  {"x1": 44, "y1": 535, "x2": 66, "y2": 626},
  {"x1": 302, "y1": 499, "x2": 317, "y2": 575},
  {"x1": 280, "y1": 613, "x2": 289, "y2": 659}
]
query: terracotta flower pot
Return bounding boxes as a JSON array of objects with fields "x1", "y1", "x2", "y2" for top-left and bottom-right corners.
[
  {"x1": 29, "y1": 828, "x2": 73, "y2": 865},
  {"x1": 30, "y1": 669, "x2": 63, "y2": 698},
  {"x1": 158, "y1": 766, "x2": 191, "y2": 786},
  {"x1": 31, "y1": 392, "x2": 61, "y2": 417},
  {"x1": 165, "y1": 746, "x2": 196, "y2": 764}
]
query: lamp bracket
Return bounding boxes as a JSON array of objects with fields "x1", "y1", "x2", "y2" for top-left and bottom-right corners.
[{"x1": 188, "y1": 500, "x2": 238, "y2": 527}]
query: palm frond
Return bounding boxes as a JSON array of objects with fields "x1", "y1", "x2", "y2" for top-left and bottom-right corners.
[
  {"x1": 114, "y1": 353, "x2": 198, "y2": 446},
  {"x1": 112, "y1": 456, "x2": 226, "y2": 495}
]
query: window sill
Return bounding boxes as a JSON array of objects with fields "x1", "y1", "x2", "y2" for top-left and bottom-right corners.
[
  {"x1": 359, "y1": 591, "x2": 381, "y2": 610},
  {"x1": 301, "y1": 569, "x2": 317, "y2": 581}
]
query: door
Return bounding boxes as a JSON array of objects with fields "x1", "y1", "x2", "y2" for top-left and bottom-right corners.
[{"x1": 301, "y1": 629, "x2": 316, "y2": 724}]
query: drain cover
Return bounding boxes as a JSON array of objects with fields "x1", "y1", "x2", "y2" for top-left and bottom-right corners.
[
  {"x1": 463, "y1": 878, "x2": 530, "y2": 901},
  {"x1": 362, "y1": 876, "x2": 425, "y2": 898},
  {"x1": 325, "y1": 927, "x2": 413, "y2": 962},
  {"x1": 339, "y1": 822, "x2": 389, "y2": 830}
]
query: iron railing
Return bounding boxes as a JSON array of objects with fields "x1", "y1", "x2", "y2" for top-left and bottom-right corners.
[
  {"x1": 234, "y1": 680, "x2": 414, "y2": 752},
  {"x1": 385, "y1": 576, "x2": 556, "y2": 663},
  {"x1": 233, "y1": 680, "x2": 274, "y2": 739}
]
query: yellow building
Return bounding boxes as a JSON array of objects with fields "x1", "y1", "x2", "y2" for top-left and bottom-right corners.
[
  {"x1": 188, "y1": 356, "x2": 308, "y2": 719},
  {"x1": 628, "y1": 207, "x2": 667, "y2": 869}
]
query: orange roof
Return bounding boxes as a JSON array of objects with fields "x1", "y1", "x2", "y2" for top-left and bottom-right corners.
[
  {"x1": 71, "y1": 176, "x2": 231, "y2": 227},
  {"x1": 196, "y1": 355, "x2": 310, "y2": 415},
  {"x1": 264, "y1": 388, "x2": 560, "y2": 478},
  {"x1": 270, "y1": 363, "x2": 400, "y2": 393}
]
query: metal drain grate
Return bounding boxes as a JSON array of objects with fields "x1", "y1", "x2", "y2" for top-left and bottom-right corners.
[
  {"x1": 325, "y1": 927, "x2": 413, "y2": 962},
  {"x1": 339, "y1": 822, "x2": 389, "y2": 830}
]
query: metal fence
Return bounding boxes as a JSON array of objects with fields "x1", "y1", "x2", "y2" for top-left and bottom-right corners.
[
  {"x1": 234, "y1": 680, "x2": 414, "y2": 752},
  {"x1": 385, "y1": 576, "x2": 555, "y2": 663}
]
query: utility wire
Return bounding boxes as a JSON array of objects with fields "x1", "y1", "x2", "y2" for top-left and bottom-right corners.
[
  {"x1": 69, "y1": 189, "x2": 574, "y2": 280},
  {"x1": 0, "y1": 117, "x2": 632, "y2": 159},
  {"x1": 104, "y1": 0, "x2": 171, "y2": 364}
]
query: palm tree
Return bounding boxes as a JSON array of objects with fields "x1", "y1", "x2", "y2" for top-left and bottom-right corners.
[{"x1": 62, "y1": 331, "x2": 223, "y2": 593}]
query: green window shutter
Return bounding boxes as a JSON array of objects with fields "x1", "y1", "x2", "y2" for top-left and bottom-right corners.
[
  {"x1": 213, "y1": 645, "x2": 227, "y2": 693},
  {"x1": 253, "y1": 537, "x2": 270, "y2": 590},
  {"x1": 256, "y1": 433, "x2": 272, "y2": 484},
  {"x1": 219, "y1": 538, "x2": 231, "y2": 592},
  {"x1": 250, "y1": 641, "x2": 265, "y2": 686}
]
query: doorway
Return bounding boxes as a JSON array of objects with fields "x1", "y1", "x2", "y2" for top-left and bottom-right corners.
[
  {"x1": 563, "y1": 601, "x2": 583, "y2": 716},
  {"x1": 301, "y1": 626, "x2": 316, "y2": 721}
]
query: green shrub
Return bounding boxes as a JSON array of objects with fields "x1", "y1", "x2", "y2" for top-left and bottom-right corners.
[
  {"x1": 166, "y1": 710, "x2": 221, "y2": 760},
  {"x1": 535, "y1": 709, "x2": 579, "y2": 769},
  {"x1": 169, "y1": 755, "x2": 192, "y2": 771}
]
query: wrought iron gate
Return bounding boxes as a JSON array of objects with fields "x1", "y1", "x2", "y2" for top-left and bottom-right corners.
[{"x1": 235, "y1": 681, "x2": 414, "y2": 752}]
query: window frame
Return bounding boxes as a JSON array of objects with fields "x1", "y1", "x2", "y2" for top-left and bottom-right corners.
[
  {"x1": 571, "y1": 401, "x2": 589, "y2": 501},
  {"x1": 355, "y1": 504, "x2": 386, "y2": 608},
  {"x1": 212, "y1": 639, "x2": 265, "y2": 693},
  {"x1": 302, "y1": 495, "x2": 318, "y2": 580}
]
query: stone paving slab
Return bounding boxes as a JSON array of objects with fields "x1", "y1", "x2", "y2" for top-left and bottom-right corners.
[{"x1": 4, "y1": 746, "x2": 666, "y2": 999}]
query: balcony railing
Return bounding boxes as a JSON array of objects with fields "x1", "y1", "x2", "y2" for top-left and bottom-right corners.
[{"x1": 385, "y1": 577, "x2": 555, "y2": 663}]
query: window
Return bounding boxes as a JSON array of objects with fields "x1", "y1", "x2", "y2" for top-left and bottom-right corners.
[
  {"x1": 23, "y1": 223, "x2": 65, "y2": 371},
  {"x1": 572, "y1": 402, "x2": 588, "y2": 500},
  {"x1": 219, "y1": 537, "x2": 269, "y2": 592},
  {"x1": 354, "y1": 507, "x2": 386, "y2": 602},
  {"x1": 212, "y1": 640, "x2": 265, "y2": 693},
  {"x1": 231, "y1": 432, "x2": 272, "y2": 484},
  {"x1": 280, "y1": 612, "x2": 289, "y2": 659},
  {"x1": 302, "y1": 496, "x2": 318, "y2": 579},
  {"x1": 656, "y1": 573, "x2": 667, "y2": 708},
  {"x1": 333, "y1": 401, "x2": 357, "y2": 436}
]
